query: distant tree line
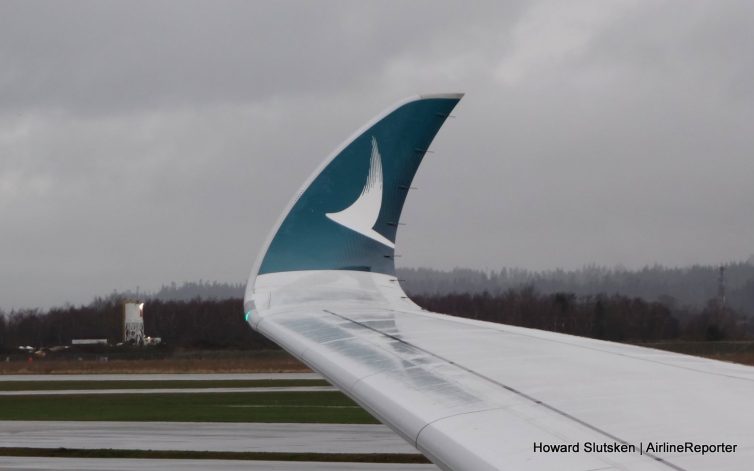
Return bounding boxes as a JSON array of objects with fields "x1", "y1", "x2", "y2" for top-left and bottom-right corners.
[
  {"x1": 411, "y1": 289, "x2": 751, "y2": 342},
  {"x1": 116, "y1": 280, "x2": 245, "y2": 302},
  {"x1": 399, "y1": 261, "x2": 754, "y2": 316},
  {"x1": 0, "y1": 298, "x2": 276, "y2": 351},
  {"x1": 0, "y1": 288, "x2": 750, "y2": 350},
  {"x1": 93, "y1": 260, "x2": 754, "y2": 317}
]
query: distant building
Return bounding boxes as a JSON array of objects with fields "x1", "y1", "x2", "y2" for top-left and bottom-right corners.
[{"x1": 123, "y1": 302, "x2": 145, "y2": 345}]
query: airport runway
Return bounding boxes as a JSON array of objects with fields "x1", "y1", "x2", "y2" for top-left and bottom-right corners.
[
  {"x1": 0, "y1": 421, "x2": 418, "y2": 454},
  {"x1": 0, "y1": 386, "x2": 336, "y2": 395},
  {"x1": 0, "y1": 457, "x2": 438, "y2": 470},
  {"x1": 0, "y1": 373, "x2": 322, "y2": 381}
]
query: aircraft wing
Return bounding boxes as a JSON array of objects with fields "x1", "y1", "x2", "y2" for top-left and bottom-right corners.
[{"x1": 244, "y1": 94, "x2": 754, "y2": 470}]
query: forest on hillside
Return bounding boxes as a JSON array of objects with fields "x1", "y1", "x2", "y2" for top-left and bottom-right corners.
[
  {"x1": 399, "y1": 262, "x2": 754, "y2": 315},
  {"x1": 3, "y1": 261, "x2": 753, "y2": 350},
  {"x1": 0, "y1": 289, "x2": 749, "y2": 350},
  {"x1": 112, "y1": 261, "x2": 754, "y2": 316},
  {"x1": 0, "y1": 298, "x2": 275, "y2": 351}
]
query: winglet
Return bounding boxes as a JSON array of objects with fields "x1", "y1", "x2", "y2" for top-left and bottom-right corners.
[{"x1": 246, "y1": 94, "x2": 463, "y2": 293}]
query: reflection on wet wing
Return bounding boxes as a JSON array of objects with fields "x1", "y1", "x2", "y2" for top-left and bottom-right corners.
[
  {"x1": 283, "y1": 317, "x2": 356, "y2": 344},
  {"x1": 281, "y1": 308, "x2": 485, "y2": 409}
]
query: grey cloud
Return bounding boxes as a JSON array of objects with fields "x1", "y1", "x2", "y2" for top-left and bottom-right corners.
[
  {"x1": 1, "y1": 0, "x2": 753, "y2": 309},
  {"x1": 0, "y1": 1, "x2": 524, "y2": 114}
]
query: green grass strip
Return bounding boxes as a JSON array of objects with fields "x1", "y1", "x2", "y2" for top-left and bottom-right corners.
[
  {"x1": 0, "y1": 447, "x2": 430, "y2": 464},
  {"x1": 0, "y1": 379, "x2": 329, "y2": 391},
  {"x1": 0, "y1": 391, "x2": 379, "y2": 424}
]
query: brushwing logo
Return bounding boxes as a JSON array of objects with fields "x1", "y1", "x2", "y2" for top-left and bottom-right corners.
[{"x1": 326, "y1": 137, "x2": 395, "y2": 248}]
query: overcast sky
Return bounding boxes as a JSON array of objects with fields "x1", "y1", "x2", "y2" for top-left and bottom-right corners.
[{"x1": 2, "y1": 0, "x2": 753, "y2": 309}]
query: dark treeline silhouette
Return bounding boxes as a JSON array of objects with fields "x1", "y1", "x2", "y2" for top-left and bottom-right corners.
[
  {"x1": 94, "y1": 260, "x2": 754, "y2": 317},
  {"x1": 1, "y1": 288, "x2": 751, "y2": 350},
  {"x1": 116, "y1": 280, "x2": 245, "y2": 302},
  {"x1": 399, "y1": 261, "x2": 754, "y2": 316},
  {"x1": 412, "y1": 289, "x2": 751, "y2": 342},
  {"x1": 0, "y1": 298, "x2": 275, "y2": 351}
]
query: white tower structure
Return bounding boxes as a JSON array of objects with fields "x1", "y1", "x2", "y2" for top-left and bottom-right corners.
[{"x1": 123, "y1": 302, "x2": 145, "y2": 345}]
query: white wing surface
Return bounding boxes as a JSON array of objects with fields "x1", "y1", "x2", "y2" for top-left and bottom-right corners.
[{"x1": 245, "y1": 95, "x2": 754, "y2": 471}]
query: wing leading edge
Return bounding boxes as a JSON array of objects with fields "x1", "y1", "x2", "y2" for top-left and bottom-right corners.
[{"x1": 245, "y1": 96, "x2": 754, "y2": 471}]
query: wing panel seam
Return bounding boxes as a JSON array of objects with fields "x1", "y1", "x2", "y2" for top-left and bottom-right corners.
[
  {"x1": 390, "y1": 308, "x2": 754, "y2": 383},
  {"x1": 324, "y1": 308, "x2": 686, "y2": 471}
]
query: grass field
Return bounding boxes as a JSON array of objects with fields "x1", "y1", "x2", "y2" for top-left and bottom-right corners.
[
  {"x1": 0, "y1": 391, "x2": 378, "y2": 423},
  {"x1": 0, "y1": 448, "x2": 430, "y2": 464},
  {"x1": 0, "y1": 350, "x2": 309, "y2": 374},
  {"x1": 4, "y1": 340, "x2": 754, "y2": 376},
  {"x1": 0, "y1": 379, "x2": 329, "y2": 391}
]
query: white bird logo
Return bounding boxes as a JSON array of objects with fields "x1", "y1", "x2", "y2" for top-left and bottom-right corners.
[{"x1": 326, "y1": 137, "x2": 395, "y2": 248}]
